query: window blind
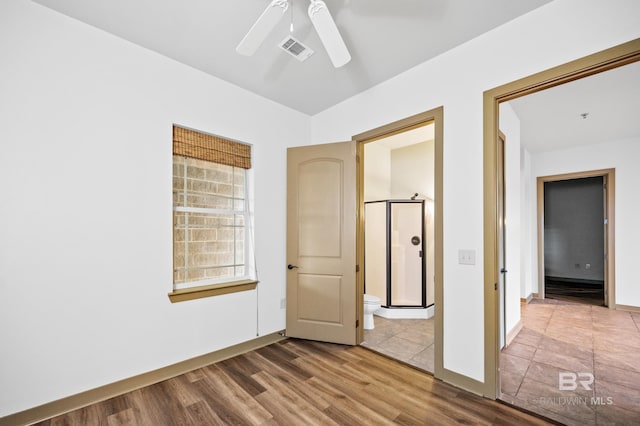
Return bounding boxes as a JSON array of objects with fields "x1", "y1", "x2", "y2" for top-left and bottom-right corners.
[{"x1": 173, "y1": 125, "x2": 251, "y2": 169}]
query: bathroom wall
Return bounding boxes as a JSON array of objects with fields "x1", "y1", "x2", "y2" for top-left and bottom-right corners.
[
  {"x1": 364, "y1": 142, "x2": 391, "y2": 201},
  {"x1": 390, "y1": 141, "x2": 435, "y2": 200}
]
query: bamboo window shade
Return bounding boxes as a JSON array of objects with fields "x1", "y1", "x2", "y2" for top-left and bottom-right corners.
[{"x1": 173, "y1": 125, "x2": 251, "y2": 169}]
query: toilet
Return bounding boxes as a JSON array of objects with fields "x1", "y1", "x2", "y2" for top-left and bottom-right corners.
[{"x1": 363, "y1": 294, "x2": 382, "y2": 330}]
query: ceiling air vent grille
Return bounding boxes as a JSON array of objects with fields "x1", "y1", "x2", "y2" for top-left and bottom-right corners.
[{"x1": 279, "y1": 36, "x2": 314, "y2": 62}]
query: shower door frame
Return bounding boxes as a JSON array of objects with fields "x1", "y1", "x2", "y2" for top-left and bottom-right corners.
[{"x1": 365, "y1": 199, "x2": 427, "y2": 309}]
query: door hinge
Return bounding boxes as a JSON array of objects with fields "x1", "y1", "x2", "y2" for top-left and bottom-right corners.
[
  {"x1": 494, "y1": 282, "x2": 498, "y2": 290},
  {"x1": 356, "y1": 264, "x2": 360, "y2": 272},
  {"x1": 356, "y1": 155, "x2": 361, "y2": 163},
  {"x1": 356, "y1": 319, "x2": 359, "y2": 328}
]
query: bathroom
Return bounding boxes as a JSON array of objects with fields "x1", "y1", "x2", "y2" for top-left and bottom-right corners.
[{"x1": 361, "y1": 122, "x2": 436, "y2": 373}]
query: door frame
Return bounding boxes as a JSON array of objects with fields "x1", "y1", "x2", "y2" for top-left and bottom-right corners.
[
  {"x1": 536, "y1": 169, "x2": 615, "y2": 306},
  {"x1": 483, "y1": 38, "x2": 640, "y2": 399},
  {"x1": 497, "y1": 131, "x2": 507, "y2": 349},
  {"x1": 353, "y1": 106, "x2": 444, "y2": 378}
]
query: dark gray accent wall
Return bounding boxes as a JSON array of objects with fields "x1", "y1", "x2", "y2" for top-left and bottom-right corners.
[{"x1": 544, "y1": 176, "x2": 604, "y2": 282}]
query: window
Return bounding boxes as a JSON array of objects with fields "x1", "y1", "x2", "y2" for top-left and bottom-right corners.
[{"x1": 170, "y1": 125, "x2": 255, "y2": 302}]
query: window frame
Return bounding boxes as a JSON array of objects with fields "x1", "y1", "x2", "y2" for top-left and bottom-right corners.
[{"x1": 168, "y1": 126, "x2": 257, "y2": 303}]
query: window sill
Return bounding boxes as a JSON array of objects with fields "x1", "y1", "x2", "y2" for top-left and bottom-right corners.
[{"x1": 168, "y1": 279, "x2": 258, "y2": 303}]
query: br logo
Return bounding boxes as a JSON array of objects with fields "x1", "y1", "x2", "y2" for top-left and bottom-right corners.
[{"x1": 559, "y1": 372, "x2": 594, "y2": 391}]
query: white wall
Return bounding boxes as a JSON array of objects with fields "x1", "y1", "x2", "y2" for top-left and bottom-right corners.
[
  {"x1": 520, "y1": 148, "x2": 535, "y2": 300},
  {"x1": 529, "y1": 137, "x2": 640, "y2": 307},
  {"x1": 311, "y1": 0, "x2": 640, "y2": 381},
  {"x1": 390, "y1": 141, "x2": 435, "y2": 200},
  {"x1": 499, "y1": 103, "x2": 522, "y2": 340},
  {"x1": 363, "y1": 143, "x2": 391, "y2": 201},
  {"x1": 0, "y1": 0, "x2": 309, "y2": 416}
]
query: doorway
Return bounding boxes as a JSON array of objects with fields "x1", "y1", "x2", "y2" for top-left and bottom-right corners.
[
  {"x1": 285, "y1": 106, "x2": 443, "y2": 375},
  {"x1": 359, "y1": 124, "x2": 435, "y2": 371},
  {"x1": 483, "y1": 39, "x2": 639, "y2": 401},
  {"x1": 354, "y1": 107, "x2": 444, "y2": 377},
  {"x1": 538, "y1": 171, "x2": 613, "y2": 307}
]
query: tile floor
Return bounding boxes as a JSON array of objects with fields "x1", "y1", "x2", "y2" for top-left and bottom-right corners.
[
  {"x1": 361, "y1": 315, "x2": 435, "y2": 373},
  {"x1": 500, "y1": 299, "x2": 640, "y2": 425}
]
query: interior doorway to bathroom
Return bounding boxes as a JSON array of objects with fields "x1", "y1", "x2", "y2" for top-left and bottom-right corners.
[{"x1": 355, "y1": 115, "x2": 439, "y2": 374}]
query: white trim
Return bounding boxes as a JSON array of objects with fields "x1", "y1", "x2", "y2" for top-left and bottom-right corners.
[
  {"x1": 374, "y1": 305, "x2": 434, "y2": 319},
  {"x1": 173, "y1": 162, "x2": 253, "y2": 290},
  {"x1": 173, "y1": 206, "x2": 245, "y2": 215},
  {"x1": 173, "y1": 275, "x2": 253, "y2": 290}
]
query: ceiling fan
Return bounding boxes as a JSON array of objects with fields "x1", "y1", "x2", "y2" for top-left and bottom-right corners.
[{"x1": 236, "y1": 0, "x2": 351, "y2": 68}]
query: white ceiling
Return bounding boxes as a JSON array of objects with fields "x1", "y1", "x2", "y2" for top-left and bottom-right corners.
[
  {"x1": 507, "y1": 61, "x2": 640, "y2": 153},
  {"x1": 31, "y1": 0, "x2": 639, "y2": 153},
  {"x1": 34, "y1": 0, "x2": 551, "y2": 115}
]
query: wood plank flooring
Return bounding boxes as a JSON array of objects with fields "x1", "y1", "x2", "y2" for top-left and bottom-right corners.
[{"x1": 37, "y1": 339, "x2": 552, "y2": 425}]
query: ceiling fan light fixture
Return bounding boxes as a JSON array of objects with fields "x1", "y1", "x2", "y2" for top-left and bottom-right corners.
[
  {"x1": 308, "y1": 0, "x2": 351, "y2": 68},
  {"x1": 236, "y1": 0, "x2": 289, "y2": 56}
]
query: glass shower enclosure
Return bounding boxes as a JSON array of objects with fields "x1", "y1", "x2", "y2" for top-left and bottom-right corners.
[{"x1": 364, "y1": 200, "x2": 426, "y2": 307}]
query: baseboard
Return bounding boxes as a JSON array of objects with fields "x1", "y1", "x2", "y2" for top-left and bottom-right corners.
[
  {"x1": 615, "y1": 304, "x2": 640, "y2": 313},
  {"x1": 0, "y1": 331, "x2": 286, "y2": 426},
  {"x1": 520, "y1": 294, "x2": 533, "y2": 304},
  {"x1": 436, "y1": 366, "x2": 486, "y2": 397},
  {"x1": 375, "y1": 305, "x2": 434, "y2": 319},
  {"x1": 505, "y1": 320, "x2": 523, "y2": 347}
]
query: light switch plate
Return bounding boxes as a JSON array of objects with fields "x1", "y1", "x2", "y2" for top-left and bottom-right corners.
[{"x1": 458, "y1": 249, "x2": 476, "y2": 265}]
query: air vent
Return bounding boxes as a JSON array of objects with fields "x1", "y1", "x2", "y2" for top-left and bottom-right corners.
[{"x1": 279, "y1": 36, "x2": 314, "y2": 62}]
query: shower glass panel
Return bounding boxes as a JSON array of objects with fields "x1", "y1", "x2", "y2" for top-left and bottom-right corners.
[
  {"x1": 364, "y1": 202, "x2": 387, "y2": 303},
  {"x1": 391, "y1": 203, "x2": 424, "y2": 306},
  {"x1": 364, "y1": 200, "x2": 426, "y2": 308}
]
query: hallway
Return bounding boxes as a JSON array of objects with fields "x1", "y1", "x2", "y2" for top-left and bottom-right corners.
[{"x1": 500, "y1": 299, "x2": 640, "y2": 425}]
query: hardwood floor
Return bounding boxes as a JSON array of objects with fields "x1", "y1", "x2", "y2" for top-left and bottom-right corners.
[{"x1": 37, "y1": 339, "x2": 551, "y2": 425}]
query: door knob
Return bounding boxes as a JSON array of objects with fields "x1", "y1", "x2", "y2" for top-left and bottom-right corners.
[
  {"x1": 287, "y1": 264, "x2": 299, "y2": 270},
  {"x1": 500, "y1": 268, "x2": 508, "y2": 273}
]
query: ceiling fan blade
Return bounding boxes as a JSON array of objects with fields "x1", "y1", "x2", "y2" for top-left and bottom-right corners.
[
  {"x1": 236, "y1": 0, "x2": 289, "y2": 56},
  {"x1": 308, "y1": 0, "x2": 351, "y2": 68}
]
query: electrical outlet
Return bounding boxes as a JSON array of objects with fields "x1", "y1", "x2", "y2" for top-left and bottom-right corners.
[
  {"x1": 280, "y1": 298, "x2": 286, "y2": 309},
  {"x1": 458, "y1": 249, "x2": 476, "y2": 265},
  {"x1": 586, "y1": 263, "x2": 591, "y2": 270}
]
